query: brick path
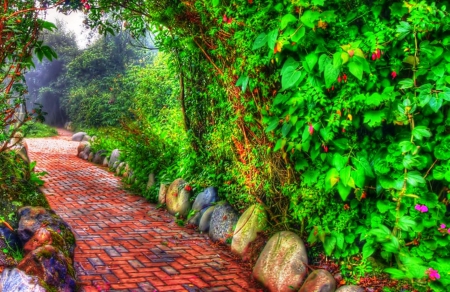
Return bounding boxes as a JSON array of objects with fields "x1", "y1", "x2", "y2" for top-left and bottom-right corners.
[{"x1": 26, "y1": 129, "x2": 262, "y2": 292}]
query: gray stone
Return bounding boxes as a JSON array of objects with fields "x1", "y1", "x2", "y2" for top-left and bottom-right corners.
[
  {"x1": 188, "y1": 187, "x2": 219, "y2": 226},
  {"x1": 108, "y1": 149, "x2": 121, "y2": 168},
  {"x1": 88, "y1": 152, "x2": 94, "y2": 162},
  {"x1": 209, "y1": 202, "x2": 239, "y2": 243},
  {"x1": 112, "y1": 161, "x2": 120, "y2": 170},
  {"x1": 199, "y1": 206, "x2": 215, "y2": 233},
  {"x1": 253, "y1": 231, "x2": 308, "y2": 292},
  {"x1": 335, "y1": 285, "x2": 365, "y2": 292},
  {"x1": 116, "y1": 162, "x2": 125, "y2": 175},
  {"x1": 165, "y1": 179, "x2": 191, "y2": 218},
  {"x1": 0, "y1": 268, "x2": 45, "y2": 292},
  {"x1": 102, "y1": 157, "x2": 109, "y2": 167},
  {"x1": 158, "y1": 184, "x2": 168, "y2": 204},
  {"x1": 93, "y1": 150, "x2": 107, "y2": 164},
  {"x1": 298, "y1": 269, "x2": 336, "y2": 292},
  {"x1": 231, "y1": 204, "x2": 267, "y2": 259},
  {"x1": 82, "y1": 135, "x2": 91, "y2": 142},
  {"x1": 147, "y1": 173, "x2": 155, "y2": 190},
  {"x1": 79, "y1": 145, "x2": 91, "y2": 160},
  {"x1": 71, "y1": 132, "x2": 86, "y2": 141}
]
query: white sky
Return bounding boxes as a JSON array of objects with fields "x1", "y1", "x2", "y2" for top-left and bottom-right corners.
[{"x1": 40, "y1": 8, "x2": 91, "y2": 49}]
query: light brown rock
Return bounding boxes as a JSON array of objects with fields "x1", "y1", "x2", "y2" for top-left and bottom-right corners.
[
  {"x1": 298, "y1": 269, "x2": 336, "y2": 292},
  {"x1": 335, "y1": 285, "x2": 365, "y2": 292},
  {"x1": 165, "y1": 178, "x2": 191, "y2": 218},
  {"x1": 253, "y1": 231, "x2": 308, "y2": 292},
  {"x1": 158, "y1": 183, "x2": 168, "y2": 204}
]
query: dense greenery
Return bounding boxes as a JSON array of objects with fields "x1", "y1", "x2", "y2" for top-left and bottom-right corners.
[{"x1": 4, "y1": 0, "x2": 450, "y2": 290}]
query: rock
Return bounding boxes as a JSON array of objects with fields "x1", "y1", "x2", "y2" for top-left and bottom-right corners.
[
  {"x1": 0, "y1": 268, "x2": 46, "y2": 292},
  {"x1": 77, "y1": 141, "x2": 89, "y2": 156},
  {"x1": 112, "y1": 161, "x2": 119, "y2": 170},
  {"x1": 88, "y1": 152, "x2": 94, "y2": 162},
  {"x1": 102, "y1": 157, "x2": 109, "y2": 167},
  {"x1": 165, "y1": 179, "x2": 192, "y2": 218},
  {"x1": 253, "y1": 231, "x2": 308, "y2": 292},
  {"x1": 231, "y1": 204, "x2": 267, "y2": 260},
  {"x1": 23, "y1": 227, "x2": 72, "y2": 258},
  {"x1": 0, "y1": 237, "x2": 16, "y2": 272},
  {"x1": 108, "y1": 149, "x2": 121, "y2": 168},
  {"x1": 71, "y1": 132, "x2": 86, "y2": 141},
  {"x1": 298, "y1": 269, "x2": 336, "y2": 292},
  {"x1": 93, "y1": 150, "x2": 107, "y2": 164},
  {"x1": 17, "y1": 207, "x2": 74, "y2": 247},
  {"x1": 158, "y1": 184, "x2": 168, "y2": 204},
  {"x1": 9, "y1": 132, "x2": 23, "y2": 146},
  {"x1": 146, "y1": 173, "x2": 155, "y2": 190},
  {"x1": 13, "y1": 144, "x2": 29, "y2": 165},
  {"x1": 82, "y1": 135, "x2": 91, "y2": 142},
  {"x1": 116, "y1": 162, "x2": 125, "y2": 175},
  {"x1": 199, "y1": 206, "x2": 215, "y2": 233},
  {"x1": 64, "y1": 122, "x2": 73, "y2": 131},
  {"x1": 335, "y1": 285, "x2": 365, "y2": 292},
  {"x1": 0, "y1": 227, "x2": 21, "y2": 251},
  {"x1": 79, "y1": 146, "x2": 91, "y2": 160},
  {"x1": 187, "y1": 187, "x2": 219, "y2": 226},
  {"x1": 209, "y1": 202, "x2": 239, "y2": 243},
  {"x1": 17, "y1": 245, "x2": 76, "y2": 291}
]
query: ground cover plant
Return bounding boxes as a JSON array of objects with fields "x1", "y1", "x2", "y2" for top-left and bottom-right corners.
[{"x1": 5, "y1": 0, "x2": 450, "y2": 290}]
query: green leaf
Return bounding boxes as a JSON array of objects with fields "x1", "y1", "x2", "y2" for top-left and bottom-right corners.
[
  {"x1": 332, "y1": 153, "x2": 347, "y2": 171},
  {"x1": 376, "y1": 200, "x2": 391, "y2": 213},
  {"x1": 300, "y1": 10, "x2": 320, "y2": 28},
  {"x1": 281, "y1": 123, "x2": 292, "y2": 137},
  {"x1": 291, "y1": 27, "x2": 306, "y2": 43},
  {"x1": 266, "y1": 118, "x2": 279, "y2": 132},
  {"x1": 335, "y1": 232, "x2": 344, "y2": 249},
  {"x1": 252, "y1": 33, "x2": 268, "y2": 50},
  {"x1": 302, "y1": 169, "x2": 319, "y2": 186},
  {"x1": 324, "y1": 63, "x2": 340, "y2": 88},
  {"x1": 429, "y1": 96, "x2": 443, "y2": 112},
  {"x1": 438, "y1": 87, "x2": 450, "y2": 101},
  {"x1": 305, "y1": 53, "x2": 318, "y2": 71},
  {"x1": 281, "y1": 57, "x2": 300, "y2": 75},
  {"x1": 337, "y1": 181, "x2": 352, "y2": 200},
  {"x1": 407, "y1": 171, "x2": 426, "y2": 187},
  {"x1": 325, "y1": 168, "x2": 339, "y2": 190},
  {"x1": 397, "y1": 216, "x2": 417, "y2": 231},
  {"x1": 267, "y1": 29, "x2": 279, "y2": 51},
  {"x1": 399, "y1": 78, "x2": 414, "y2": 89},
  {"x1": 362, "y1": 243, "x2": 376, "y2": 259},
  {"x1": 280, "y1": 14, "x2": 297, "y2": 30},
  {"x1": 235, "y1": 75, "x2": 249, "y2": 92},
  {"x1": 364, "y1": 110, "x2": 386, "y2": 127},
  {"x1": 212, "y1": 0, "x2": 219, "y2": 7},
  {"x1": 348, "y1": 59, "x2": 363, "y2": 80},
  {"x1": 282, "y1": 70, "x2": 302, "y2": 90},
  {"x1": 384, "y1": 268, "x2": 406, "y2": 279},
  {"x1": 339, "y1": 166, "x2": 352, "y2": 186},
  {"x1": 273, "y1": 139, "x2": 286, "y2": 152},
  {"x1": 323, "y1": 235, "x2": 336, "y2": 255},
  {"x1": 412, "y1": 126, "x2": 432, "y2": 140}
]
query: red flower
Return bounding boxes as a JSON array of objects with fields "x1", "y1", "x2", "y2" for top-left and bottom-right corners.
[
  {"x1": 342, "y1": 128, "x2": 346, "y2": 133},
  {"x1": 184, "y1": 185, "x2": 192, "y2": 192},
  {"x1": 391, "y1": 71, "x2": 397, "y2": 79},
  {"x1": 223, "y1": 14, "x2": 228, "y2": 22},
  {"x1": 84, "y1": 3, "x2": 90, "y2": 9},
  {"x1": 337, "y1": 76, "x2": 342, "y2": 83},
  {"x1": 376, "y1": 48, "x2": 381, "y2": 59},
  {"x1": 308, "y1": 123, "x2": 314, "y2": 135},
  {"x1": 343, "y1": 73, "x2": 347, "y2": 82},
  {"x1": 323, "y1": 145, "x2": 328, "y2": 153},
  {"x1": 371, "y1": 53, "x2": 377, "y2": 61}
]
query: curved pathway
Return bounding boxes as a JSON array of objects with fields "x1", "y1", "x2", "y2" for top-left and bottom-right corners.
[{"x1": 26, "y1": 129, "x2": 262, "y2": 292}]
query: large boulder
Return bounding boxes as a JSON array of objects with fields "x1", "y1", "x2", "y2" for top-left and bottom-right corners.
[
  {"x1": 23, "y1": 227, "x2": 73, "y2": 258},
  {"x1": 298, "y1": 269, "x2": 336, "y2": 292},
  {"x1": 71, "y1": 132, "x2": 86, "y2": 141},
  {"x1": 165, "y1": 179, "x2": 192, "y2": 218},
  {"x1": 335, "y1": 285, "x2": 365, "y2": 292},
  {"x1": 231, "y1": 204, "x2": 267, "y2": 260},
  {"x1": 78, "y1": 145, "x2": 91, "y2": 160},
  {"x1": 253, "y1": 231, "x2": 308, "y2": 292},
  {"x1": 93, "y1": 150, "x2": 107, "y2": 164},
  {"x1": 209, "y1": 202, "x2": 239, "y2": 243},
  {"x1": 0, "y1": 268, "x2": 46, "y2": 292},
  {"x1": 188, "y1": 187, "x2": 219, "y2": 226},
  {"x1": 17, "y1": 245, "x2": 76, "y2": 291},
  {"x1": 88, "y1": 152, "x2": 94, "y2": 162},
  {"x1": 17, "y1": 207, "x2": 75, "y2": 252},
  {"x1": 108, "y1": 149, "x2": 121, "y2": 168},
  {"x1": 198, "y1": 206, "x2": 215, "y2": 233},
  {"x1": 158, "y1": 184, "x2": 168, "y2": 205}
]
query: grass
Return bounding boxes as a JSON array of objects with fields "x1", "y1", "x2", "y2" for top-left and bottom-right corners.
[{"x1": 22, "y1": 122, "x2": 58, "y2": 138}]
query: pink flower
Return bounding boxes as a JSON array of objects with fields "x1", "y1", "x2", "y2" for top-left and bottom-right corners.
[
  {"x1": 371, "y1": 53, "x2": 377, "y2": 61},
  {"x1": 426, "y1": 268, "x2": 440, "y2": 281},
  {"x1": 440, "y1": 224, "x2": 446, "y2": 229},
  {"x1": 391, "y1": 71, "x2": 397, "y2": 79},
  {"x1": 448, "y1": 228, "x2": 450, "y2": 234},
  {"x1": 415, "y1": 204, "x2": 428, "y2": 213},
  {"x1": 308, "y1": 123, "x2": 314, "y2": 135}
]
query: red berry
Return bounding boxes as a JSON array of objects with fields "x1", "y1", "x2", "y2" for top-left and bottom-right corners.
[
  {"x1": 391, "y1": 71, "x2": 397, "y2": 79},
  {"x1": 371, "y1": 53, "x2": 376, "y2": 61}
]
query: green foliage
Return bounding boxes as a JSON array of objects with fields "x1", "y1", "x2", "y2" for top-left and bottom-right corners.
[{"x1": 22, "y1": 122, "x2": 58, "y2": 138}]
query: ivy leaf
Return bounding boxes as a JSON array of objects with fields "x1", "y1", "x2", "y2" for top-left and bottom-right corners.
[
  {"x1": 332, "y1": 153, "x2": 347, "y2": 171},
  {"x1": 273, "y1": 139, "x2": 286, "y2": 152},
  {"x1": 323, "y1": 235, "x2": 336, "y2": 255},
  {"x1": 348, "y1": 61, "x2": 363, "y2": 80},
  {"x1": 302, "y1": 169, "x2": 319, "y2": 186},
  {"x1": 399, "y1": 78, "x2": 414, "y2": 89},
  {"x1": 324, "y1": 63, "x2": 339, "y2": 88},
  {"x1": 376, "y1": 200, "x2": 391, "y2": 213},
  {"x1": 438, "y1": 87, "x2": 450, "y2": 101},
  {"x1": 281, "y1": 57, "x2": 300, "y2": 75},
  {"x1": 397, "y1": 216, "x2": 417, "y2": 231},
  {"x1": 412, "y1": 126, "x2": 432, "y2": 140},
  {"x1": 252, "y1": 33, "x2": 268, "y2": 50},
  {"x1": 281, "y1": 70, "x2": 302, "y2": 90},
  {"x1": 280, "y1": 14, "x2": 297, "y2": 30},
  {"x1": 362, "y1": 242, "x2": 376, "y2": 259},
  {"x1": 325, "y1": 168, "x2": 339, "y2": 190},
  {"x1": 407, "y1": 171, "x2": 426, "y2": 187},
  {"x1": 364, "y1": 110, "x2": 386, "y2": 127},
  {"x1": 267, "y1": 29, "x2": 279, "y2": 51},
  {"x1": 265, "y1": 118, "x2": 279, "y2": 132},
  {"x1": 428, "y1": 96, "x2": 443, "y2": 112},
  {"x1": 337, "y1": 181, "x2": 352, "y2": 201},
  {"x1": 340, "y1": 166, "x2": 352, "y2": 186},
  {"x1": 291, "y1": 27, "x2": 306, "y2": 43},
  {"x1": 235, "y1": 75, "x2": 249, "y2": 92},
  {"x1": 305, "y1": 53, "x2": 318, "y2": 71},
  {"x1": 212, "y1": 0, "x2": 220, "y2": 7},
  {"x1": 434, "y1": 144, "x2": 450, "y2": 160},
  {"x1": 384, "y1": 268, "x2": 407, "y2": 279},
  {"x1": 300, "y1": 10, "x2": 321, "y2": 28},
  {"x1": 281, "y1": 123, "x2": 292, "y2": 137},
  {"x1": 396, "y1": 21, "x2": 411, "y2": 39}
]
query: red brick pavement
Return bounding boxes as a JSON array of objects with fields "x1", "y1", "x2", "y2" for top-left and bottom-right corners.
[{"x1": 26, "y1": 129, "x2": 263, "y2": 292}]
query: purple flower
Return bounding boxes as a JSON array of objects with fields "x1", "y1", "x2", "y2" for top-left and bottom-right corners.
[
  {"x1": 448, "y1": 228, "x2": 450, "y2": 234},
  {"x1": 415, "y1": 204, "x2": 428, "y2": 213},
  {"x1": 440, "y1": 224, "x2": 446, "y2": 229}
]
